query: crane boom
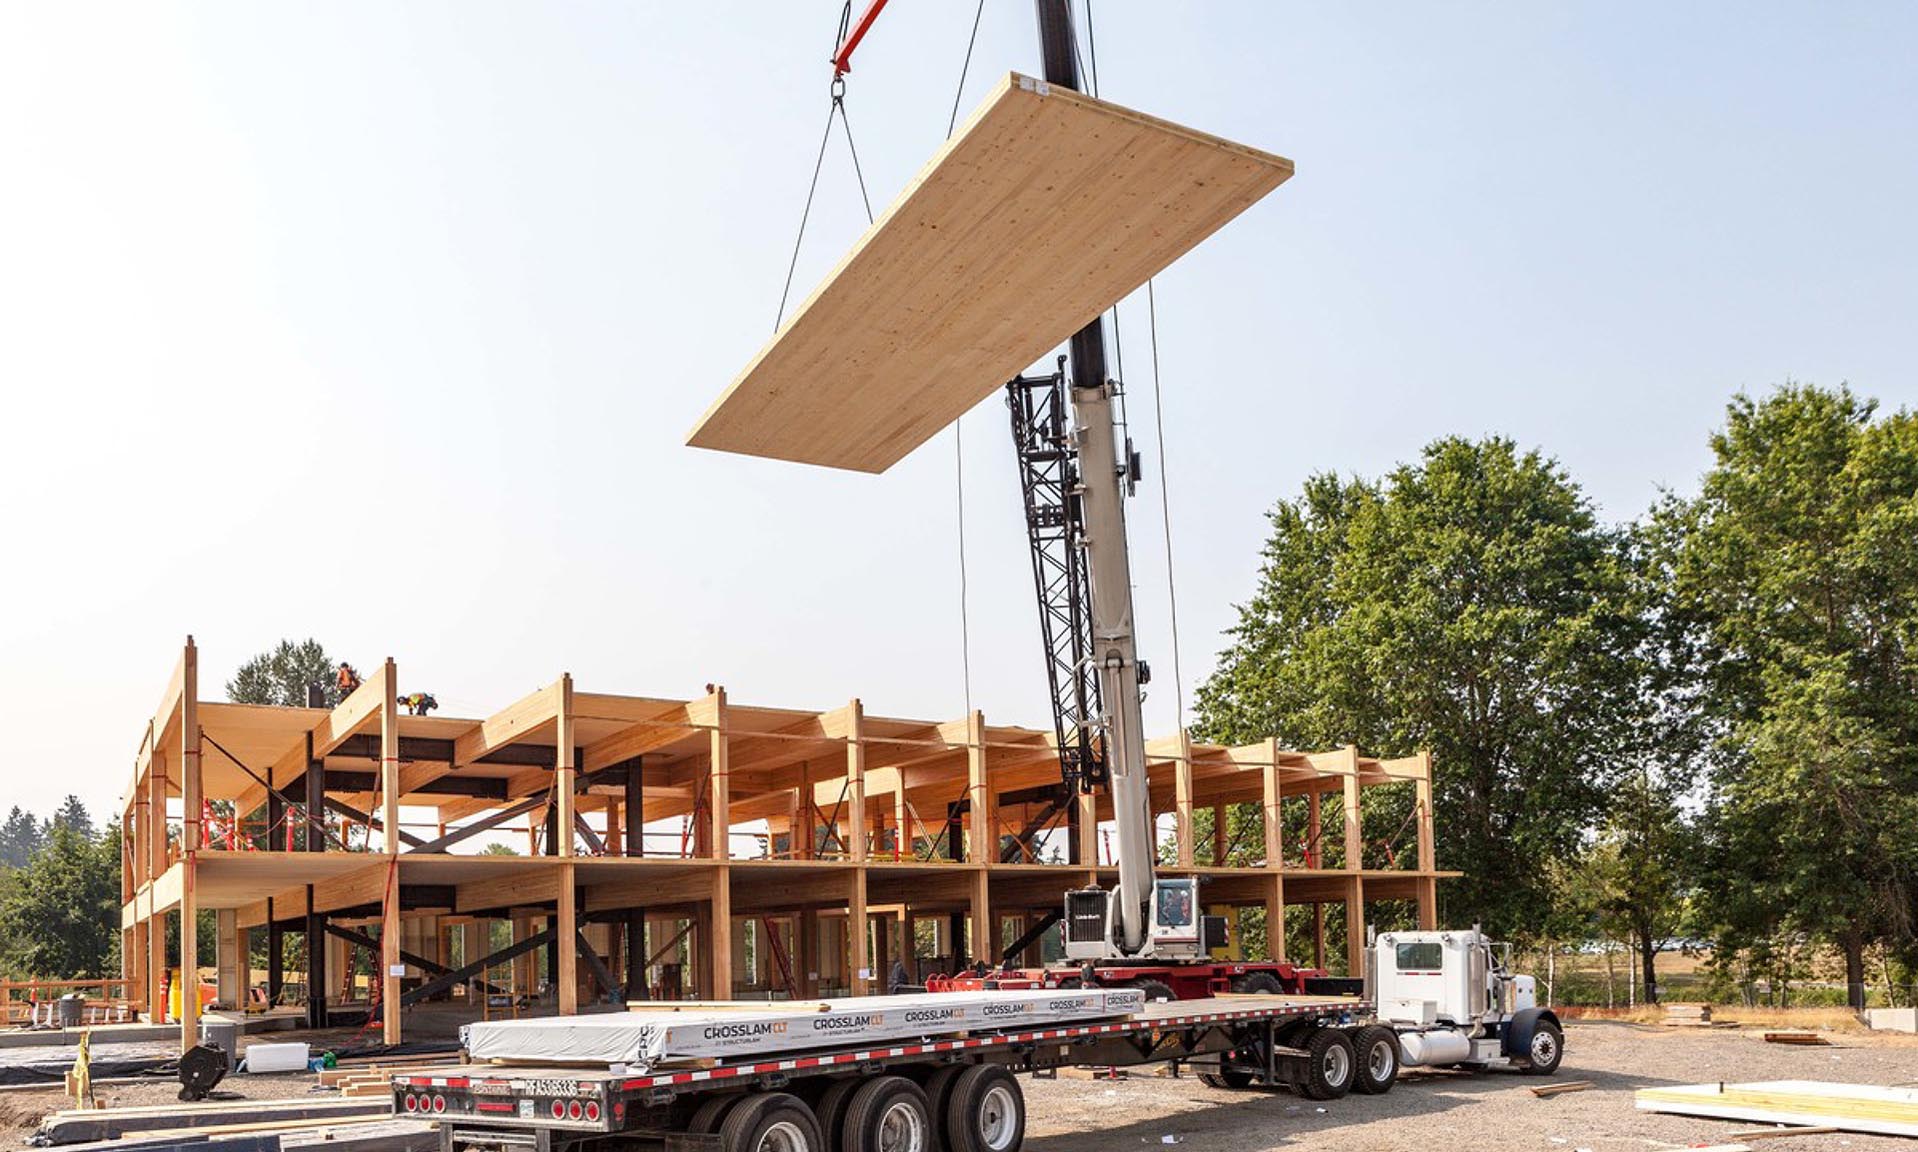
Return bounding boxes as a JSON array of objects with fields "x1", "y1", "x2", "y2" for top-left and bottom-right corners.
[{"x1": 1027, "y1": 0, "x2": 1156, "y2": 956}]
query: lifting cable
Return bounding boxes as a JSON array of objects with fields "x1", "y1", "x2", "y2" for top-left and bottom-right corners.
[
  {"x1": 949, "y1": 0, "x2": 988, "y2": 722},
  {"x1": 774, "y1": 3, "x2": 879, "y2": 331}
]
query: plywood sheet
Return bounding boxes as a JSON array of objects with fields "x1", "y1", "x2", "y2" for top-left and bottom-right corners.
[{"x1": 690, "y1": 72, "x2": 1293, "y2": 473}]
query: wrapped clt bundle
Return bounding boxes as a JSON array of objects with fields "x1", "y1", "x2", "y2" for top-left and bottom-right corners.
[{"x1": 461, "y1": 988, "x2": 1145, "y2": 1070}]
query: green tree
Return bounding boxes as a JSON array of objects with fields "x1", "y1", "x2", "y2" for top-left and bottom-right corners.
[
  {"x1": 1196, "y1": 437, "x2": 1645, "y2": 937},
  {"x1": 1664, "y1": 384, "x2": 1918, "y2": 1009},
  {"x1": 52, "y1": 795, "x2": 93, "y2": 839},
  {"x1": 227, "y1": 639, "x2": 342, "y2": 708},
  {"x1": 0, "y1": 824, "x2": 121, "y2": 978},
  {"x1": 1585, "y1": 770, "x2": 1692, "y2": 1003},
  {"x1": 0, "y1": 806, "x2": 46, "y2": 868}
]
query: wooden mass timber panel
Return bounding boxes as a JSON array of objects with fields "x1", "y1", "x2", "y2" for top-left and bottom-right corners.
[{"x1": 689, "y1": 72, "x2": 1293, "y2": 473}]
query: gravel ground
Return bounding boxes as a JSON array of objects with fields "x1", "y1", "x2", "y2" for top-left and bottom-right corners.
[
  {"x1": 4, "y1": 1021, "x2": 1915, "y2": 1150},
  {"x1": 1022, "y1": 1021, "x2": 1918, "y2": 1152}
]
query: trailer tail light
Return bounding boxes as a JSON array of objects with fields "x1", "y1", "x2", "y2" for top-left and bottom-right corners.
[
  {"x1": 568, "y1": 1100, "x2": 583, "y2": 1121},
  {"x1": 432, "y1": 1094, "x2": 447, "y2": 1114},
  {"x1": 584, "y1": 1101, "x2": 601, "y2": 1123},
  {"x1": 551, "y1": 1100, "x2": 567, "y2": 1119},
  {"x1": 403, "y1": 1093, "x2": 417, "y2": 1113}
]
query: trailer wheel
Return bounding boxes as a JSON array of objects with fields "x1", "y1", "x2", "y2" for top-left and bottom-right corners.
[
  {"x1": 1230, "y1": 973, "x2": 1282, "y2": 996},
  {"x1": 845, "y1": 1075, "x2": 934, "y2": 1152},
  {"x1": 1198, "y1": 1068, "x2": 1254, "y2": 1090},
  {"x1": 721, "y1": 1092, "x2": 825, "y2": 1152},
  {"x1": 1130, "y1": 979, "x2": 1176, "y2": 1003},
  {"x1": 1350, "y1": 1026, "x2": 1399, "y2": 1095},
  {"x1": 815, "y1": 1079, "x2": 864, "y2": 1152},
  {"x1": 692, "y1": 1092, "x2": 746, "y2": 1134},
  {"x1": 1521, "y1": 1021, "x2": 1564, "y2": 1075},
  {"x1": 1297, "y1": 1027, "x2": 1356, "y2": 1100},
  {"x1": 920, "y1": 1065, "x2": 966, "y2": 1150},
  {"x1": 943, "y1": 1065, "x2": 1024, "y2": 1152}
]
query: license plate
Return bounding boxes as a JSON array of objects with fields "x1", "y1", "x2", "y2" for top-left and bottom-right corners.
[{"x1": 519, "y1": 1100, "x2": 534, "y2": 1118}]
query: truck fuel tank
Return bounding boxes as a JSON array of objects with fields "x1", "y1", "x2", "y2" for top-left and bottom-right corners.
[{"x1": 1395, "y1": 1029, "x2": 1472, "y2": 1067}]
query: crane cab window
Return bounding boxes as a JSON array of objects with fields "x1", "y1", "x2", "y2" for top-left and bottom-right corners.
[
  {"x1": 1154, "y1": 882, "x2": 1195, "y2": 929},
  {"x1": 1394, "y1": 942, "x2": 1444, "y2": 971}
]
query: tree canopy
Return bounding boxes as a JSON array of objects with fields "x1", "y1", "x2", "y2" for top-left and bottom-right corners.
[{"x1": 226, "y1": 638, "x2": 343, "y2": 709}]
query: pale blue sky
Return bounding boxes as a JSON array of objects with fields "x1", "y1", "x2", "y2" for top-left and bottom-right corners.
[{"x1": 2, "y1": 2, "x2": 1913, "y2": 821}]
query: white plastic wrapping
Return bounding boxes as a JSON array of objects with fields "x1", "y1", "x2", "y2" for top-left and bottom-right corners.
[{"x1": 461, "y1": 988, "x2": 1144, "y2": 1070}]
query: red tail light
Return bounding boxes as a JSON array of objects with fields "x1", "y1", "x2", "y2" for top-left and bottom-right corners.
[
  {"x1": 568, "y1": 1100, "x2": 583, "y2": 1121},
  {"x1": 403, "y1": 1094, "x2": 417, "y2": 1113},
  {"x1": 584, "y1": 1101, "x2": 601, "y2": 1122},
  {"x1": 433, "y1": 1094, "x2": 447, "y2": 1114},
  {"x1": 551, "y1": 1100, "x2": 567, "y2": 1119}
]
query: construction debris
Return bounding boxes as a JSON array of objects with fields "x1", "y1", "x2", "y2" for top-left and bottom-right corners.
[
  {"x1": 1665, "y1": 1003, "x2": 1714, "y2": 1027},
  {"x1": 1725, "y1": 1126, "x2": 1842, "y2": 1141},
  {"x1": 1636, "y1": 1080, "x2": 1918, "y2": 1139},
  {"x1": 1762, "y1": 1032, "x2": 1830, "y2": 1046},
  {"x1": 1529, "y1": 1079, "x2": 1594, "y2": 1097}
]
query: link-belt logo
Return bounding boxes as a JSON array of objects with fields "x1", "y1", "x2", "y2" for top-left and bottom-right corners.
[
  {"x1": 812, "y1": 1013, "x2": 885, "y2": 1031},
  {"x1": 701, "y1": 1021, "x2": 790, "y2": 1040},
  {"x1": 903, "y1": 1007, "x2": 966, "y2": 1025}
]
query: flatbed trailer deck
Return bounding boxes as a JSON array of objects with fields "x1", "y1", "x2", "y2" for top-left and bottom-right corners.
[{"x1": 400, "y1": 994, "x2": 1391, "y2": 1152}]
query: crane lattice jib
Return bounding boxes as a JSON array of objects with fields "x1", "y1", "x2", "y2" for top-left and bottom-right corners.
[{"x1": 1006, "y1": 361, "x2": 1107, "y2": 795}]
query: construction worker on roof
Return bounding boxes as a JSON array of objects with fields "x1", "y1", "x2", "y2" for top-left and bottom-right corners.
[{"x1": 336, "y1": 662, "x2": 362, "y2": 699}]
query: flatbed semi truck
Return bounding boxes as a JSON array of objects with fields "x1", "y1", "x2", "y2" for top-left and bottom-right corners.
[{"x1": 398, "y1": 992, "x2": 1396, "y2": 1152}]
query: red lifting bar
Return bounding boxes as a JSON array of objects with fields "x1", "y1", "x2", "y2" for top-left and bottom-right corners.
[{"x1": 832, "y1": 0, "x2": 892, "y2": 77}]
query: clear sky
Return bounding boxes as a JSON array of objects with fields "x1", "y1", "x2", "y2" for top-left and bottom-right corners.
[{"x1": 2, "y1": 2, "x2": 1913, "y2": 823}]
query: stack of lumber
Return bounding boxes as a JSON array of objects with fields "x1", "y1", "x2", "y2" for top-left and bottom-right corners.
[
  {"x1": 1762, "y1": 1031, "x2": 1830, "y2": 1046},
  {"x1": 35, "y1": 1096, "x2": 387, "y2": 1146},
  {"x1": 1636, "y1": 1080, "x2": 1918, "y2": 1138},
  {"x1": 1665, "y1": 1002, "x2": 1714, "y2": 1026},
  {"x1": 318, "y1": 1057, "x2": 465, "y2": 1098}
]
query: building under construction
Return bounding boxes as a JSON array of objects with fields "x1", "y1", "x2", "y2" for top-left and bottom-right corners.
[{"x1": 120, "y1": 639, "x2": 1447, "y2": 1050}]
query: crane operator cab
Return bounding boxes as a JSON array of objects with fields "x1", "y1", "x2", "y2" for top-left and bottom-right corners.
[{"x1": 1064, "y1": 877, "x2": 1224, "y2": 961}]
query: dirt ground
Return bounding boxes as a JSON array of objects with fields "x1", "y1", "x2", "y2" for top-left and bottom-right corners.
[
  {"x1": 5, "y1": 1021, "x2": 1917, "y2": 1150},
  {"x1": 1023, "y1": 1020, "x2": 1918, "y2": 1152}
]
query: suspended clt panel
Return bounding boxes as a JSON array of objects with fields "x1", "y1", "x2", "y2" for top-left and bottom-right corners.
[{"x1": 689, "y1": 72, "x2": 1294, "y2": 473}]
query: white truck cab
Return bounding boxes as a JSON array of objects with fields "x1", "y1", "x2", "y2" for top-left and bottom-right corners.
[{"x1": 1368, "y1": 927, "x2": 1561, "y2": 1073}]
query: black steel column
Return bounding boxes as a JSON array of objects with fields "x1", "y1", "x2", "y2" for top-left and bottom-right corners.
[
  {"x1": 266, "y1": 789, "x2": 284, "y2": 854},
  {"x1": 304, "y1": 886, "x2": 326, "y2": 1029},
  {"x1": 303, "y1": 733, "x2": 323, "y2": 852},
  {"x1": 624, "y1": 759, "x2": 643, "y2": 858}
]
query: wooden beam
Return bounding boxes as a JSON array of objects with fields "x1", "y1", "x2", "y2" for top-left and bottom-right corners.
[
  {"x1": 582, "y1": 704, "x2": 693, "y2": 773},
  {"x1": 178, "y1": 639, "x2": 200, "y2": 1053},
  {"x1": 1174, "y1": 729, "x2": 1195, "y2": 868},
  {"x1": 310, "y1": 864, "x2": 392, "y2": 914},
  {"x1": 454, "y1": 680, "x2": 562, "y2": 767},
  {"x1": 710, "y1": 865, "x2": 732, "y2": 996},
  {"x1": 457, "y1": 867, "x2": 560, "y2": 914},
  {"x1": 1263, "y1": 738, "x2": 1284, "y2": 869},
  {"x1": 1346, "y1": 874, "x2": 1366, "y2": 977},
  {"x1": 848, "y1": 867, "x2": 869, "y2": 995},
  {"x1": 846, "y1": 700, "x2": 867, "y2": 863},
  {"x1": 707, "y1": 689, "x2": 730, "y2": 861},
  {"x1": 557, "y1": 675, "x2": 576, "y2": 859},
  {"x1": 965, "y1": 711, "x2": 988, "y2": 865},
  {"x1": 557, "y1": 863, "x2": 578, "y2": 1014},
  {"x1": 1416, "y1": 750, "x2": 1436, "y2": 873}
]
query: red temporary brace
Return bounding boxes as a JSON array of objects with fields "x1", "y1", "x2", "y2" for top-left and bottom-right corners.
[{"x1": 831, "y1": 0, "x2": 891, "y2": 76}]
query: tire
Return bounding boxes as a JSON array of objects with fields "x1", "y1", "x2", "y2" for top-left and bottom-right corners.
[
  {"x1": 844, "y1": 1076, "x2": 935, "y2": 1152},
  {"x1": 1521, "y1": 1021, "x2": 1564, "y2": 1075},
  {"x1": 1130, "y1": 979, "x2": 1176, "y2": 1004},
  {"x1": 1230, "y1": 973, "x2": 1282, "y2": 996},
  {"x1": 1198, "y1": 1068, "x2": 1255, "y2": 1090},
  {"x1": 942, "y1": 1065, "x2": 1024, "y2": 1152},
  {"x1": 692, "y1": 1093, "x2": 746, "y2": 1134},
  {"x1": 1350, "y1": 1026, "x2": 1399, "y2": 1095},
  {"x1": 814, "y1": 1079, "x2": 864, "y2": 1152},
  {"x1": 920, "y1": 1065, "x2": 966, "y2": 1151},
  {"x1": 1297, "y1": 1027, "x2": 1356, "y2": 1101},
  {"x1": 721, "y1": 1092, "x2": 825, "y2": 1152}
]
